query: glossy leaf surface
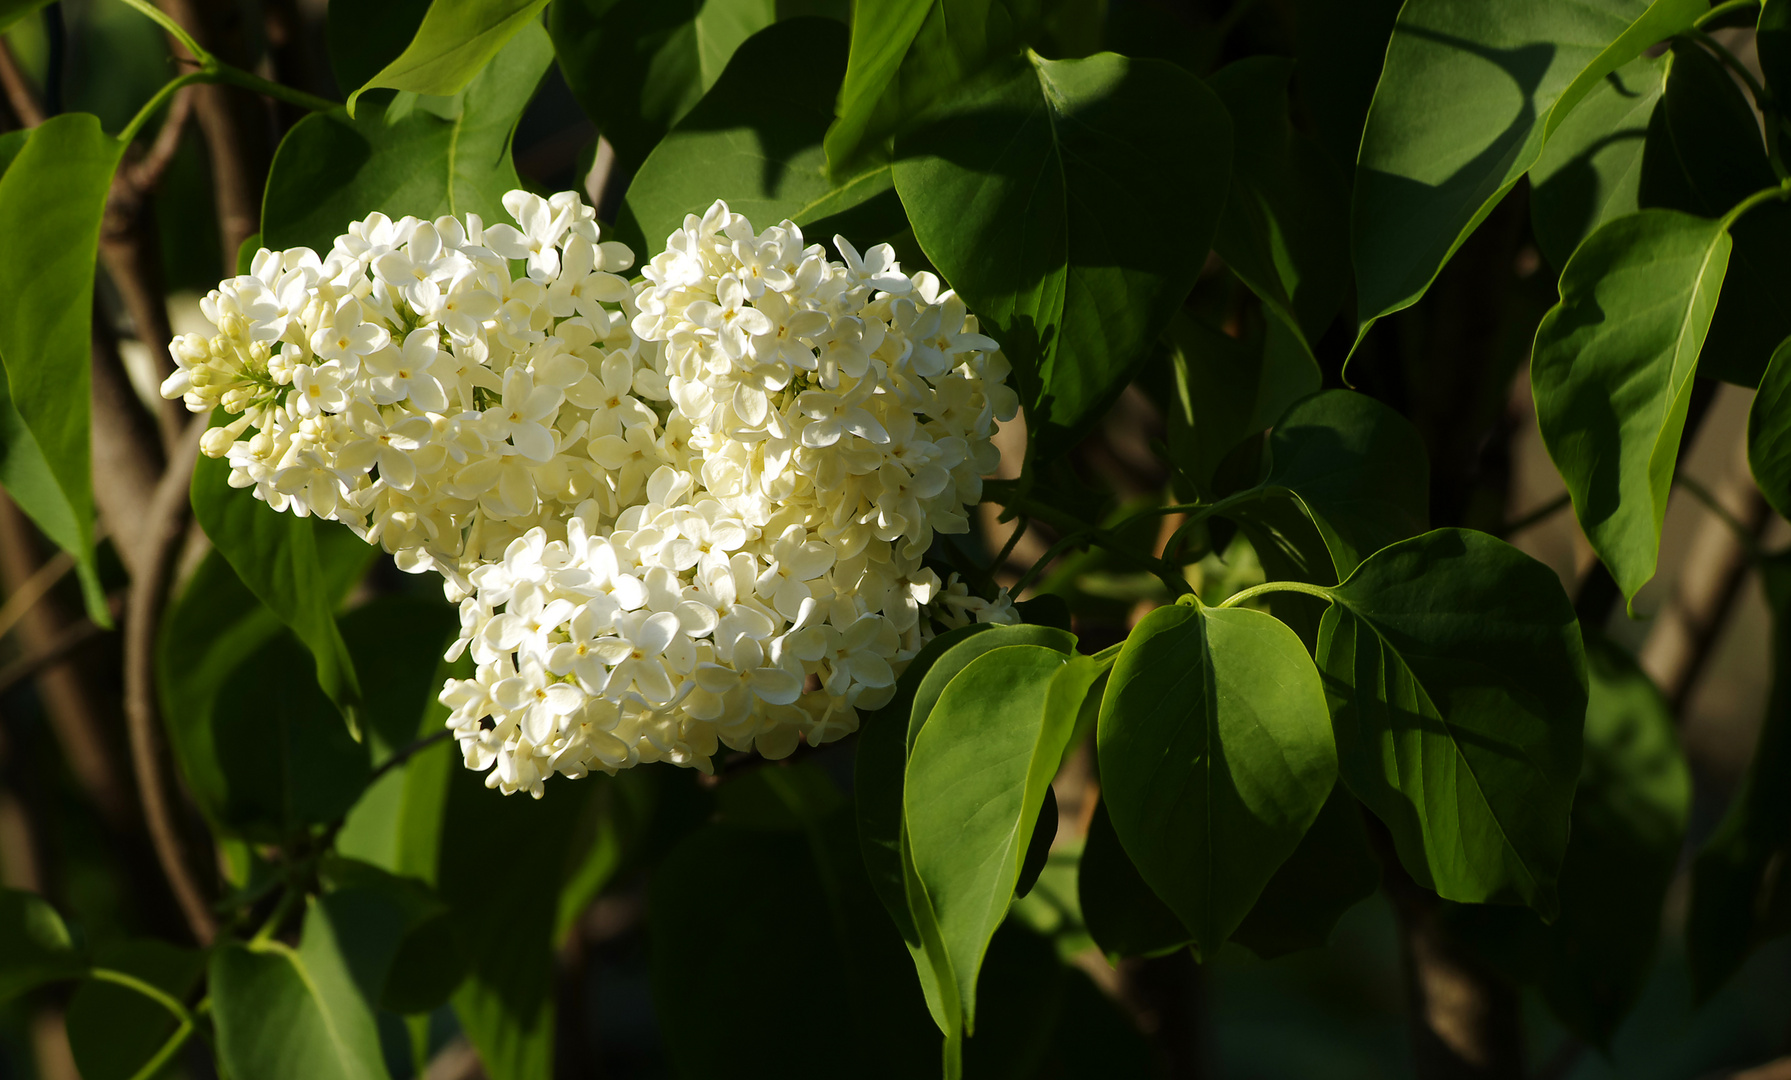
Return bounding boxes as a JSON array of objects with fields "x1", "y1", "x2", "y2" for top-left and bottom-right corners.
[
  {"x1": 211, "y1": 902, "x2": 391, "y2": 1080},
  {"x1": 894, "y1": 50, "x2": 1232, "y2": 446},
  {"x1": 1098, "y1": 603, "x2": 1336, "y2": 958},
  {"x1": 1352, "y1": 0, "x2": 1704, "y2": 334},
  {"x1": 1318, "y1": 529, "x2": 1587, "y2": 916},
  {"x1": 904, "y1": 644, "x2": 1071, "y2": 1030},
  {"x1": 346, "y1": 0, "x2": 550, "y2": 115},
  {"x1": 1532, "y1": 209, "x2": 1728, "y2": 605},
  {"x1": 0, "y1": 113, "x2": 121, "y2": 620}
]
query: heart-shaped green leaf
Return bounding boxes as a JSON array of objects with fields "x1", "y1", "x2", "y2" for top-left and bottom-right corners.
[
  {"x1": 345, "y1": 0, "x2": 550, "y2": 116},
  {"x1": 904, "y1": 644, "x2": 1072, "y2": 1032},
  {"x1": 894, "y1": 50, "x2": 1232, "y2": 447},
  {"x1": 1098, "y1": 603, "x2": 1336, "y2": 958},
  {"x1": 1352, "y1": 0, "x2": 1705, "y2": 339},
  {"x1": 1532, "y1": 209, "x2": 1729, "y2": 606},
  {"x1": 1317, "y1": 528, "x2": 1587, "y2": 917},
  {"x1": 0, "y1": 113, "x2": 121, "y2": 623}
]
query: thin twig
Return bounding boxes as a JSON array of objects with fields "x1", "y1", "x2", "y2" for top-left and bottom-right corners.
[
  {"x1": 123, "y1": 416, "x2": 217, "y2": 945},
  {"x1": 0, "y1": 607, "x2": 116, "y2": 699},
  {"x1": 0, "y1": 39, "x2": 43, "y2": 129},
  {"x1": 0, "y1": 550, "x2": 75, "y2": 643},
  {"x1": 1496, "y1": 490, "x2": 1572, "y2": 539},
  {"x1": 124, "y1": 84, "x2": 194, "y2": 190}
]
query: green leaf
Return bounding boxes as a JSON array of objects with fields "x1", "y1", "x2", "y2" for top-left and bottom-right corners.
[
  {"x1": 265, "y1": 21, "x2": 552, "y2": 254},
  {"x1": 0, "y1": 0, "x2": 52, "y2": 34},
  {"x1": 893, "y1": 50, "x2": 1233, "y2": 447},
  {"x1": 67, "y1": 940, "x2": 205, "y2": 1080},
  {"x1": 317, "y1": 857, "x2": 468, "y2": 1015},
  {"x1": 1637, "y1": 40, "x2": 1791, "y2": 386},
  {"x1": 1163, "y1": 313, "x2": 1322, "y2": 501},
  {"x1": 1251, "y1": 390, "x2": 1430, "y2": 581},
  {"x1": 617, "y1": 17, "x2": 899, "y2": 259},
  {"x1": 212, "y1": 903, "x2": 392, "y2": 1080},
  {"x1": 190, "y1": 452, "x2": 369, "y2": 733},
  {"x1": 1531, "y1": 209, "x2": 1728, "y2": 606},
  {"x1": 1529, "y1": 52, "x2": 1666, "y2": 271},
  {"x1": 1207, "y1": 56, "x2": 1350, "y2": 345},
  {"x1": 1317, "y1": 528, "x2": 1587, "y2": 916},
  {"x1": 1098, "y1": 603, "x2": 1336, "y2": 958},
  {"x1": 345, "y1": 0, "x2": 551, "y2": 116},
  {"x1": 1750, "y1": 336, "x2": 1791, "y2": 522},
  {"x1": 904, "y1": 644, "x2": 1072, "y2": 1031},
  {"x1": 338, "y1": 594, "x2": 460, "y2": 762},
  {"x1": 1445, "y1": 633, "x2": 1688, "y2": 1048},
  {"x1": 1688, "y1": 552, "x2": 1791, "y2": 1000},
  {"x1": 1351, "y1": 0, "x2": 1706, "y2": 337},
  {"x1": 1014, "y1": 786, "x2": 1058, "y2": 901},
  {"x1": 158, "y1": 533, "x2": 374, "y2": 839},
  {"x1": 0, "y1": 113, "x2": 121, "y2": 623},
  {"x1": 0, "y1": 889, "x2": 82, "y2": 1003},
  {"x1": 326, "y1": 0, "x2": 432, "y2": 93},
  {"x1": 549, "y1": 0, "x2": 841, "y2": 172},
  {"x1": 1078, "y1": 800, "x2": 1190, "y2": 962},
  {"x1": 1230, "y1": 784, "x2": 1380, "y2": 959},
  {"x1": 823, "y1": 0, "x2": 931, "y2": 173}
]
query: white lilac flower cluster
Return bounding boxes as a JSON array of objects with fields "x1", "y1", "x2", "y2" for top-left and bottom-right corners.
[{"x1": 164, "y1": 190, "x2": 1019, "y2": 796}]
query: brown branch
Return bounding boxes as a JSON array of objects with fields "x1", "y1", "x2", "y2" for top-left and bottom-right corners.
[
  {"x1": 91, "y1": 313, "x2": 172, "y2": 576},
  {"x1": 123, "y1": 416, "x2": 216, "y2": 945},
  {"x1": 154, "y1": 0, "x2": 269, "y2": 271},
  {"x1": 0, "y1": 606, "x2": 115, "y2": 699},
  {"x1": 0, "y1": 38, "x2": 43, "y2": 129},
  {"x1": 0, "y1": 497, "x2": 131, "y2": 827},
  {"x1": 123, "y1": 84, "x2": 194, "y2": 191}
]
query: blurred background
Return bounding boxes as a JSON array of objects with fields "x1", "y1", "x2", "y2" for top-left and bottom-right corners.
[{"x1": 1, "y1": 0, "x2": 1789, "y2": 1077}]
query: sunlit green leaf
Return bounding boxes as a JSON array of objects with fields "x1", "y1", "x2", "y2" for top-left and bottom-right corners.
[
  {"x1": 1317, "y1": 528, "x2": 1587, "y2": 917},
  {"x1": 894, "y1": 49, "x2": 1232, "y2": 447},
  {"x1": 823, "y1": 0, "x2": 931, "y2": 173},
  {"x1": 1532, "y1": 209, "x2": 1728, "y2": 606},
  {"x1": 212, "y1": 902, "x2": 391, "y2": 1080},
  {"x1": 905, "y1": 644, "x2": 1072, "y2": 1031},
  {"x1": 1098, "y1": 603, "x2": 1336, "y2": 958},
  {"x1": 0, "y1": 112, "x2": 121, "y2": 622},
  {"x1": 346, "y1": 0, "x2": 551, "y2": 116},
  {"x1": 1352, "y1": 0, "x2": 1705, "y2": 338},
  {"x1": 266, "y1": 22, "x2": 552, "y2": 254},
  {"x1": 1529, "y1": 52, "x2": 1666, "y2": 271}
]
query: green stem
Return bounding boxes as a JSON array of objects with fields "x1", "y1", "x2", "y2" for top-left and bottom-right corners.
[
  {"x1": 206, "y1": 63, "x2": 341, "y2": 114},
  {"x1": 116, "y1": 70, "x2": 208, "y2": 144},
  {"x1": 1004, "y1": 496, "x2": 1193, "y2": 597},
  {"x1": 1719, "y1": 177, "x2": 1791, "y2": 230},
  {"x1": 89, "y1": 967, "x2": 195, "y2": 1028},
  {"x1": 114, "y1": 0, "x2": 208, "y2": 63},
  {"x1": 1217, "y1": 580, "x2": 1334, "y2": 609},
  {"x1": 1694, "y1": 0, "x2": 1760, "y2": 27},
  {"x1": 251, "y1": 885, "x2": 302, "y2": 946},
  {"x1": 126, "y1": 1020, "x2": 193, "y2": 1080}
]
